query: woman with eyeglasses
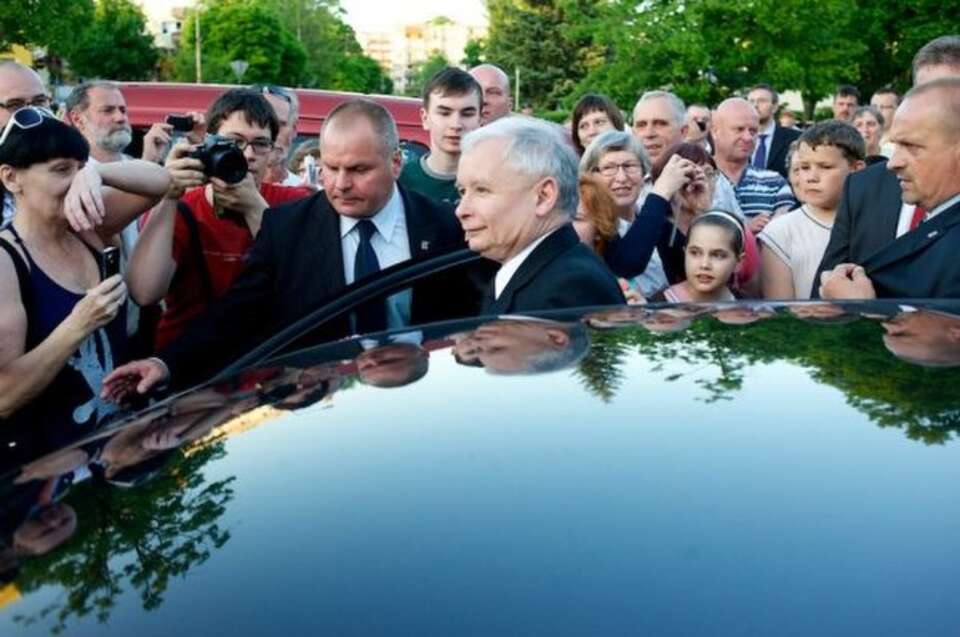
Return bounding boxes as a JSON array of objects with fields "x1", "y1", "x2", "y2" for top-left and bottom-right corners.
[
  {"x1": 578, "y1": 130, "x2": 700, "y2": 297},
  {"x1": 0, "y1": 108, "x2": 169, "y2": 425}
]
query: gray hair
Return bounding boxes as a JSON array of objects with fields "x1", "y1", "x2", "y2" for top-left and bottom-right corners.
[
  {"x1": 488, "y1": 322, "x2": 590, "y2": 375},
  {"x1": 64, "y1": 80, "x2": 121, "y2": 114},
  {"x1": 460, "y1": 115, "x2": 579, "y2": 218},
  {"x1": 469, "y1": 63, "x2": 511, "y2": 90},
  {"x1": 853, "y1": 105, "x2": 885, "y2": 128},
  {"x1": 579, "y1": 129, "x2": 651, "y2": 176},
  {"x1": 322, "y1": 98, "x2": 399, "y2": 157},
  {"x1": 633, "y1": 90, "x2": 686, "y2": 127}
]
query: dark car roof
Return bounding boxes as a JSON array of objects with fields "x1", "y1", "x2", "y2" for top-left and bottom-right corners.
[
  {"x1": 2, "y1": 301, "x2": 959, "y2": 635},
  {"x1": 118, "y1": 81, "x2": 429, "y2": 143}
]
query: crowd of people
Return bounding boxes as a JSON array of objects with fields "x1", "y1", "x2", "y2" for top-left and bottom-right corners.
[{"x1": 0, "y1": 34, "x2": 958, "y2": 425}]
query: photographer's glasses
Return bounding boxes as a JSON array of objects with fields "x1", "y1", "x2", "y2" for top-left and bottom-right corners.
[{"x1": 0, "y1": 105, "x2": 54, "y2": 148}]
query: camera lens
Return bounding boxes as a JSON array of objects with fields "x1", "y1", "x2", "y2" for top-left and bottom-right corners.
[{"x1": 209, "y1": 145, "x2": 248, "y2": 184}]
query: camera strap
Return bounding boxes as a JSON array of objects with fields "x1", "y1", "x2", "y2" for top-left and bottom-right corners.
[{"x1": 176, "y1": 202, "x2": 215, "y2": 305}]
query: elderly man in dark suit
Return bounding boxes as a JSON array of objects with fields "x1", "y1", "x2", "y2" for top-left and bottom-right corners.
[
  {"x1": 815, "y1": 35, "x2": 960, "y2": 296},
  {"x1": 103, "y1": 99, "x2": 467, "y2": 395},
  {"x1": 455, "y1": 116, "x2": 625, "y2": 314},
  {"x1": 818, "y1": 78, "x2": 960, "y2": 299}
]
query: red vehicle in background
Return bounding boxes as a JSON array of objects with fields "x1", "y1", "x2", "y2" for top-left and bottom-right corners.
[{"x1": 118, "y1": 82, "x2": 429, "y2": 154}]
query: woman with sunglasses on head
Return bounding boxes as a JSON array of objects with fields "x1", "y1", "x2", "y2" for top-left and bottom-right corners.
[{"x1": 0, "y1": 108, "x2": 169, "y2": 424}]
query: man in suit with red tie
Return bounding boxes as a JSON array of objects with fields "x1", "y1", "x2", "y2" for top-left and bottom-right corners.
[
  {"x1": 818, "y1": 77, "x2": 960, "y2": 299},
  {"x1": 815, "y1": 35, "x2": 960, "y2": 298}
]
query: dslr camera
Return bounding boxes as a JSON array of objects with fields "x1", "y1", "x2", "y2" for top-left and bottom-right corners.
[{"x1": 189, "y1": 134, "x2": 248, "y2": 184}]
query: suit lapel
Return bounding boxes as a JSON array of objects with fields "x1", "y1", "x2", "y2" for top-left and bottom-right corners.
[
  {"x1": 863, "y1": 201, "x2": 960, "y2": 273},
  {"x1": 304, "y1": 192, "x2": 346, "y2": 294},
  {"x1": 486, "y1": 225, "x2": 578, "y2": 314},
  {"x1": 768, "y1": 126, "x2": 787, "y2": 165},
  {"x1": 401, "y1": 188, "x2": 440, "y2": 258}
]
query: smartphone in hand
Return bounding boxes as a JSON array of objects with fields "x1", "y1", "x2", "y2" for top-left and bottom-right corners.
[{"x1": 99, "y1": 247, "x2": 121, "y2": 281}]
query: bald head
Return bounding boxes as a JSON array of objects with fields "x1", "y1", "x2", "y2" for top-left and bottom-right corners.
[
  {"x1": 469, "y1": 64, "x2": 512, "y2": 124},
  {"x1": 0, "y1": 62, "x2": 48, "y2": 126},
  {"x1": 711, "y1": 98, "x2": 760, "y2": 165},
  {"x1": 904, "y1": 77, "x2": 960, "y2": 139}
]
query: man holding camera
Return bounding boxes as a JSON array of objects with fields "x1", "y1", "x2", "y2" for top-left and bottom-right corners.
[{"x1": 127, "y1": 88, "x2": 311, "y2": 350}]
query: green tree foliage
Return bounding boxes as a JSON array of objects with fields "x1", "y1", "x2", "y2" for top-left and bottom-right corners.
[
  {"x1": 0, "y1": 0, "x2": 95, "y2": 79},
  {"x1": 173, "y1": 0, "x2": 308, "y2": 86},
  {"x1": 404, "y1": 51, "x2": 452, "y2": 98},
  {"x1": 65, "y1": 0, "x2": 159, "y2": 80},
  {"x1": 334, "y1": 54, "x2": 394, "y2": 94},
  {"x1": 461, "y1": 38, "x2": 487, "y2": 68}
]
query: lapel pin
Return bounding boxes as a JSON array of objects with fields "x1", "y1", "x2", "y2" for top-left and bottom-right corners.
[
  {"x1": 927, "y1": 230, "x2": 939, "y2": 239},
  {"x1": 421, "y1": 240, "x2": 430, "y2": 251}
]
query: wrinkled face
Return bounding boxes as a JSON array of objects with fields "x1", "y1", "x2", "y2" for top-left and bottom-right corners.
[
  {"x1": 2, "y1": 157, "x2": 83, "y2": 216},
  {"x1": 76, "y1": 86, "x2": 131, "y2": 154},
  {"x1": 263, "y1": 92, "x2": 293, "y2": 150},
  {"x1": 457, "y1": 138, "x2": 553, "y2": 262},
  {"x1": 470, "y1": 68, "x2": 511, "y2": 124},
  {"x1": 470, "y1": 320, "x2": 569, "y2": 374},
  {"x1": 853, "y1": 111, "x2": 882, "y2": 151},
  {"x1": 573, "y1": 200, "x2": 597, "y2": 247},
  {"x1": 684, "y1": 224, "x2": 740, "y2": 295},
  {"x1": 593, "y1": 149, "x2": 644, "y2": 210},
  {"x1": 321, "y1": 118, "x2": 402, "y2": 218},
  {"x1": 886, "y1": 94, "x2": 960, "y2": 211},
  {"x1": 712, "y1": 104, "x2": 759, "y2": 163},
  {"x1": 0, "y1": 66, "x2": 48, "y2": 127},
  {"x1": 870, "y1": 92, "x2": 899, "y2": 131},
  {"x1": 216, "y1": 111, "x2": 274, "y2": 186},
  {"x1": 422, "y1": 90, "x2": 481, "y2": 157},
  {"x1": 796, "y1": 142, "x2": 856, "y2": 211},
  {"x1": 832, "y1": 94, "x2": 858, "y2": 121},
  {"x1": 577, "y1": 109, "x2": 615, "y2": 150},
  {"x1": 882, "y1": 311, "x2": 960, "y2": 366},
  {"x1": 632, "y1": 97, "x2": 684, "y2": 164},
  {"x1": 747, "y1": 88, "x2": 776, "y2": 123}
]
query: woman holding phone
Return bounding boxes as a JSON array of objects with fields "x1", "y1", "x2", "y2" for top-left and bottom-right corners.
[{"x1": 0, "y1": 107, "x2": 168, "y2": 426}]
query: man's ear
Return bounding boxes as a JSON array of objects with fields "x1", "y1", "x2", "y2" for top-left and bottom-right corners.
[
  {"x1": 545, "y1": 328, "x2": 570, "y2": 349},
  {"x1": 533, "y1": 176, "x2": 559, "y2": 217},
  {"x1": 390, "y1": 148, "x2": 403, "y2": 179},
  {"x1": 0, "y1": 164, "x2": 20, "y2": 194},
  {"x1": 851, "y1": 159, "x2": 866, "y2": 172},
  {"x1": 66, "y1": 109, "x2": 84, "y2": 131},
  {"x1": 420, "y1": 106, "x2": 429, "y2": 131}
]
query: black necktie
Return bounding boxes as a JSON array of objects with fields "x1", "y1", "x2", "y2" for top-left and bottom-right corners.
[{"x1": 353, "y1": 219, "x2": 387, "y2": 333}]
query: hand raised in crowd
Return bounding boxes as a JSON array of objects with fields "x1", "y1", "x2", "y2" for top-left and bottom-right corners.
[
  {"x1": 63, "y1": 163, "x2": 106, "y2": 231},
  {"x1": 65, "y1": 275, "x2": 127, "y2": 338},
  {"x1": 651, "y1": 154, "x2": 700, "y2": 201},
  {"x1": 142, "y1": 112, "x2": 207, "y2": 164},
  {"x1": 210, "y1": 173, "x2": 268, "y2": 219},
  {"x1": 748, "y1": 212, "x2": 772, "y2": 234},
  {"x1": 164, "y1": 139, "x2": 207, "y2": 200},
  {"x1": 819, "y1": 263, "x2": 877, "y2": 299},
  {"x1": 101, "y1": 358, "x2": 170, "y2": 404}
]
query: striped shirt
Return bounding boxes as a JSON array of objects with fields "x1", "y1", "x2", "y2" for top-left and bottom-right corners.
[{"x1": 726, "y1": 166, "x2": 797, "y2": 217}]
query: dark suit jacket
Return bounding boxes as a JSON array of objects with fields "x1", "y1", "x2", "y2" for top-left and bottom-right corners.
[
  {"x1": 813, "y1": 162, "x2": 902, "y2": 296},
  {"x1": 162, "y1": 187, "x2": 466, "y2": 387},
  {"x1": 766, "y1": 124, "x2": 801, "y2": 179},
  {"x1": 483, "y1": 224, "x2": 625, "y2": 315}
]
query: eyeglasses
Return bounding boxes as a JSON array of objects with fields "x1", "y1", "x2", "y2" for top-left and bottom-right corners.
[
  {"x1": 593, "y1": 161, "x2": 643, "y2": 178},
  {"x1": 0, "y1": 106, "x2": 54, "y2": 148},
  {"x1": 229, "y1": 136, "x2": 274, "y2": 155},
  {"x1": 0, "y1": 94, "x2": 50, "y2": 112}
]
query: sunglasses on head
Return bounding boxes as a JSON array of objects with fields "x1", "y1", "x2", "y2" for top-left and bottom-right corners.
[
  {"x1": 252, "y1": 84, "x2": 292, "y2": 104},
  {"x1": 0, "y1": 106, "x2": 54, "y2": 148}
]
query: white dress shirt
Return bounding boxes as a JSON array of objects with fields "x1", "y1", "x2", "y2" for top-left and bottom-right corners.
[
  {"x1": 494, "y1": 228, "x2": 558, "y2": 299},
  {"x1": 340, "y1": 185, "x2": 412, "y2": 329},
  {"x1": 895, "y1": 191, "x2": 960, "y2": 238},
  {"x1": 751, "y1": 119, "x2": 776, "y2": 168}
]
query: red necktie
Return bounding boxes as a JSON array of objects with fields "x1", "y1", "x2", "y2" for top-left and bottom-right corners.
[{"x1": 909, "y1": 206, "x2": 926, "y2": 231}]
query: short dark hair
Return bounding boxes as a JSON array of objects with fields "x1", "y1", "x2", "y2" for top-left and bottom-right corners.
[
  {"x1": 749, "y1": 83, "x2": 779, "y2": 104},
  {"x1": 912, "y1": 35, "x2": 960, "y2": 81},
  {"x1": 872, "y1": 86, "x2": 901, "y2": 101},
  {"x1": 835, "y1": 84, "x2": 861, "y2": 101},
  {"x1": 0, "y1": 115, "x2": 89, "y2": 168},
  {"x1": 798, "y1": 120, "x2": 865, "y2": 163},
  {"x1": 571, "y1": 93, "x2": 626, "y2": 155},
  {"x1": 206, "y1": 88, "x2": 279, "y2": 141},
  {"x1": 422, "y1": 67, "x2": 482, "y2": 110}
]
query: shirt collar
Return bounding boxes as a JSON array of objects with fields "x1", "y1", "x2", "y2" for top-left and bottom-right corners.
[
  {"x1": 340, "y1": 185, "x2": 403, "y2": 241},
  {"x1": 494, "y1": 227, "x2": 559, "y2": 299},
  {"x1": 759, "y1": 119, "x2": 775, "y2": 138},
  {"x1": 928, "y1": 191, "x2": 960, "y2": 219}
]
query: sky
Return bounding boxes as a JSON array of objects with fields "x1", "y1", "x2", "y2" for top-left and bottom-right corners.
[{"x1": 339, "y1": 0, "x2": 487, "y2": 31}]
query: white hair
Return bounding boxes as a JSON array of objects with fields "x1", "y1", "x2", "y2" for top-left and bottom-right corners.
[
  {"x1": 460, "y1": 115, "x2": 579, "y2": 218},
  {"x1": 633, "y1": 90, "x2": 687, "y2": 127}
]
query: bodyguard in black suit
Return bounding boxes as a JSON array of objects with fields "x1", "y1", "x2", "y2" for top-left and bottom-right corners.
[
  {"x1": 104, "y1": 99, "x2": 473, "y2": 395},
  {"x1": 455, "y1": 116, "x2": 624, "y2": 315},
  {"x1": 817, "y1": 79, "x2": 960, "y2": 301}
]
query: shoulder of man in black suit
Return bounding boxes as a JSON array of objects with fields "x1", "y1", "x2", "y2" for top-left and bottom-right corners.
[{"x1": 399, "y1": 185, "x2": 465, "y2": 249}]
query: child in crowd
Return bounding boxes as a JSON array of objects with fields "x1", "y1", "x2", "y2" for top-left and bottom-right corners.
[
  {"x1": 759, "y1": 121, "x2": 865, "y2": 299},
  {"x1": 651, "y1": 210, "x2": 745, "y2": 303}
]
